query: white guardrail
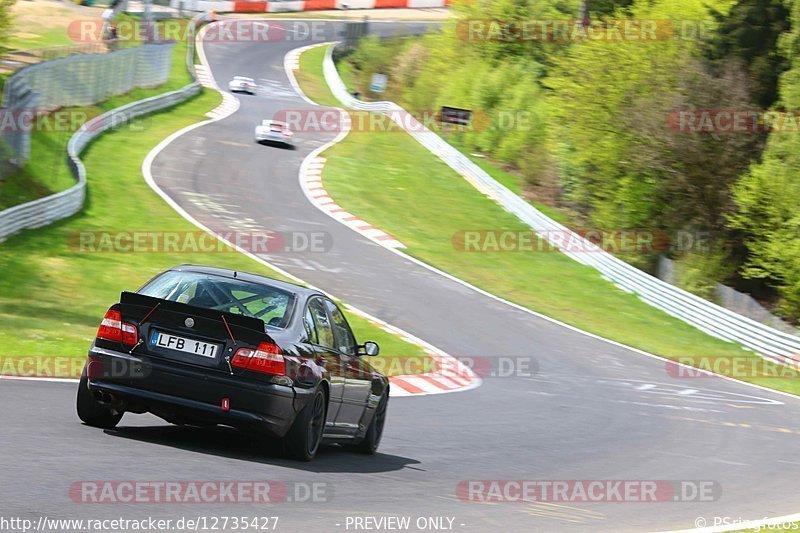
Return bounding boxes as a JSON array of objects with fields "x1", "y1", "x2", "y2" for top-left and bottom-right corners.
[
  {"x1": 0, "y1": 13, "x2": 210, "y2": 244},
  {"x1": 322, "y1": 44, "x2": 800, "y2": 363}
]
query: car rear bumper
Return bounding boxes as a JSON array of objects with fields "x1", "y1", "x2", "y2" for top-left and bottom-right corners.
[
  {"x1": 85, "y1": 345, "x2": 311, "y2": 438},
  {"x1": 255, "y1": 133, "x2": 292, "y2": 145}
]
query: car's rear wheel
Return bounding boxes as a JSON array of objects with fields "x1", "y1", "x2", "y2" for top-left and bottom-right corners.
[
  {"x1": 353, "y1": 391, "x2": 388, "y2": 455},
  {"x1": 76, "y1": 374, "x2": 123, "y2": 429},
  {"x1": 283, "y1": 387, "x2": 327, "y2": 461}
]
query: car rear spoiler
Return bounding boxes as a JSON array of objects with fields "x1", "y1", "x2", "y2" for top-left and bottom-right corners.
[{"x1": 120, "y1": 291, "x2": 266, "y2": 334}]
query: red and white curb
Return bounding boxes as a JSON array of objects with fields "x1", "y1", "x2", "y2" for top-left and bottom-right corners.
[
  {"x1": 173, "y1": 0, "x2": 450, "y2": 13},
  {"x1": 289, "y1": 42, "x2": 404, "y2": 250},
  {"x1": 285, "y1": 48, "x2": 302, "y2": 71},
  {"x1": 207, "y1": 91, "x2": 240, "y2": 120},
  {"x1": 195, "y1": 64, "x2": 215, "y2": 86},
  {"x1": 300, "y1": 156, "x2": 406, "y2": 249},
  {"x1": 194, "y1": 37, "x2": 240, "y2": 121},
  {"x1": 284, "y1": 41, "x2": 334, "y2": 104},
  {"x1": 344, "y1": 307, "x2": 481, "y2": 396}
]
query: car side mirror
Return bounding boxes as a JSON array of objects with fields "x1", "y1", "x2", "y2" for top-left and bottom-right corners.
[{"x1": 359, "y1": 341, "x2": 380, "y2": 356}]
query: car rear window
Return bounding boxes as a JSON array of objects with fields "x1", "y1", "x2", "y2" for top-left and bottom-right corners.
[{"x1": 139, "y1": 271, "x2": 296, "y2": 329}]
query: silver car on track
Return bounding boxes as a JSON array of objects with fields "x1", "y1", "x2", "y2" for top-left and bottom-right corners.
[
  {"x1": 228, "y1": 76, "x2": 256, "y2": 94},
  {"x1": 255, "y1": 120, "x2": 294, "y2": 147}
]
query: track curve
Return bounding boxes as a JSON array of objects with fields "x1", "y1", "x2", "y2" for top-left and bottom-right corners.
[{"x1": 3, "y1": 19, "x2": 800, "y2": 533}]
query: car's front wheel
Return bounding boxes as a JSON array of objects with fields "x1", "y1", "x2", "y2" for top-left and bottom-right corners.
[
  {"x1": 353, "y1": 391, "x2": 388, "y2": 455},
  {"x1": 283, "y1": 387, "x2": 327, "y2": 461},
  {"x1": 76, "y1": 374, "x2": 123, "y2": 429}
]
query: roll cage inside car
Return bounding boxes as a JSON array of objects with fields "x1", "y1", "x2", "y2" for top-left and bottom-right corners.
[{"x1": 139, "y1": 271, "x2": 297, "y2": 329}]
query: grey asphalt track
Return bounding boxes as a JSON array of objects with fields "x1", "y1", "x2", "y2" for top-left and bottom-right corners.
[{"x1": 3, "y1": 19, "x2": 800, "y2": 533}]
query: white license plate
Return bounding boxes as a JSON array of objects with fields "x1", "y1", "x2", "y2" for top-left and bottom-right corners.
[{"x1": 152, "y1": 331, "x2": 218, "y2": 358}]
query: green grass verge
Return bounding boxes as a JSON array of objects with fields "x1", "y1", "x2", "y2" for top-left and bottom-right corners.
[
  {"x1": 0, "y1": 69, "x2": 427, "y2": 379},
  {"x1": 294, "y1": 44, "x2": 800, "y2": 395},
  {"x1": 463, "y1": 153, "x2": 570, "y2": 225},
  {"x1": 295, "y1": 44, "x2": 340, "y2": 108}
]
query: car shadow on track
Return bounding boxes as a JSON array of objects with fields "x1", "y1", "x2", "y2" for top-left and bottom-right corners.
[
  {"x1": 256, "y1": 141, "x2": 296, "y2": 150},
  {"x1": 103, "y1": 424, "x2": 421, "y2": 473}
]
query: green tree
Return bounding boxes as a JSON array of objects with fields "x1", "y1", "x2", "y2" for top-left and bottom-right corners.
[
  {"x1": 705, "y1": 0, "x2": 790, "y2": 108},
  {"x1": 545, "y1": 0, "x2": 749, "y2": 232},
  {"x1": 728, "y1": 0, "x2": 800, "y2": 319}
]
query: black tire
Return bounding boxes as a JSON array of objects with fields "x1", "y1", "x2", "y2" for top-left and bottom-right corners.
[
  {"x1": 353, "y1": 392, "x2": 388, "y2": 455},
  {"x1": 283, "y1": 387, "x2": 327, "y2": 461},
  {"x1": 76, "y1": 374, "x2": 123, "y2": 429}
]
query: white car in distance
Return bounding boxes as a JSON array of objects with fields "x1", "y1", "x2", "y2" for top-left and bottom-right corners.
[{"x1": 229, "y1": 76, "x2": 256, "y2": 94}]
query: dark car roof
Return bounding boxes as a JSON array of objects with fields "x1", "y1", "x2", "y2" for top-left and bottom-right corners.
[{"x1": 169, "y1": 264, "x2": 323, "y2": 300}]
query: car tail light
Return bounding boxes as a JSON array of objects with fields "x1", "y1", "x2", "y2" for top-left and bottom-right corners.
[
  {"x1": 97, "y1": 309, "x2": 138, "y2": 345},
  {"x1": 121, "y1": 323, "x2": 138, "y2": 345},
  {"x1": 231, "y1": 342, "x2": 285, "y2": 375}
]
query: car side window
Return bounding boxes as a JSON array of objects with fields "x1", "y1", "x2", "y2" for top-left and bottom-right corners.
[
  {"x1": 325, "y1": 300, "x2": 357, "y2": 356},
  {"x1": 303, "y1": 305, "x2": 318, "y2": 344},
  {"x1": 308, "y1": 298, "x2": 335, "y2": 349}
]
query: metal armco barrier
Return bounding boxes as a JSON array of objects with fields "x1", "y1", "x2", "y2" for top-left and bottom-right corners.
[
  {"x1": 2, "y1": 43, "x2": 176, "y2": 113},
  {"x1": 0, "y1": 13, "x2": 210, "y2": 243},
  {"x1": 2, "y1": 42, "x2": 177, "y2": 164},
  {"x1": 322, "y1": 44, "x2": 800, "y2": 362}
]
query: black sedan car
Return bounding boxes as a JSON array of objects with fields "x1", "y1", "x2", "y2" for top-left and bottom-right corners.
[{"x1": 77, "y1": 265, "x2": 389, "y2": 461}]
